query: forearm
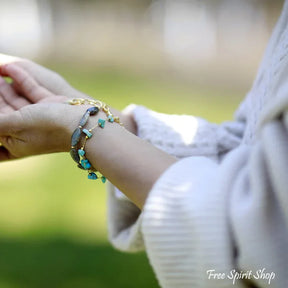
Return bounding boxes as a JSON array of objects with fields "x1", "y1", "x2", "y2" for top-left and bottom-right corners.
[{"x1": 106, "y1": 106, "x2": 137, "y2": 135}]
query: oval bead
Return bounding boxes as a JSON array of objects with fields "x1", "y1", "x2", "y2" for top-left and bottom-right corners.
[
  {"x1": 79, "y1": 111, "x2": 90, "y2": 127},
  {"x1": 70, "y1": 148, "x2": 80, "y2": 163},
  {"x1": 71, "y1": 127, "x2": 82, "y2": 146},
  {"x1": 87, "y1": 106, "x2": 99, "y2": 115}
]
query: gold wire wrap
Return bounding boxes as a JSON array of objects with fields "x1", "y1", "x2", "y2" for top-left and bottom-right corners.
[{"x1": 68, "y1": 98, "x2": 123, "y2": 126}]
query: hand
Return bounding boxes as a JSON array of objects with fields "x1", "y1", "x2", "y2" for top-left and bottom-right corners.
[
  {"x1": 0, "y1": 97, "x2": 176, "y2": 209},
  {"x1": 0, "y1": 53, "x2": 87, "y2": 112},
  {"x1": 0, "y1": 54, "x2": 137, "y2": 161},
  {"x1": 0, "y1": 102, "x2": 87, "y2": 161}
]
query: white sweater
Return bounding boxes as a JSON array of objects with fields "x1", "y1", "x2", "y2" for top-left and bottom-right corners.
[{"x1": 107, "y1": 1, "x2": 288, "y2": 287}]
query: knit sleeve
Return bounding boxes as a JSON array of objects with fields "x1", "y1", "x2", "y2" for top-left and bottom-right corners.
[
  {"x1": 106, "y1": 2, "x2": 288, "y2": 285},
  {"x1": 107, "y1": 104, "x2": 245, "y2": 252},
  {"x1": 127, "y1": 105, "x2": 245, "y2": 160},
  {"x1": 108, "y1": 58, "x2": 288, "y2": 287},
  {"x1": 141, "y1": 127, "x2": 287, "y2": 288}
]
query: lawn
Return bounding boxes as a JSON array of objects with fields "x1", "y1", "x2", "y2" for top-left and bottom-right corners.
[{"x1": 0, "y1": 63, "x2": 243, "y2": 288}]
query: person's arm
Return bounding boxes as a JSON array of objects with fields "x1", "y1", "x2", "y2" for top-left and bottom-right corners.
[
  {"x1": 0, "y1": 53, "x2": 244, "y2": 159},
  {"x1": 0, "y1": 77, "x2": 176, "y2": 210},
  {"x1": 0, "y1": 55, "x2": 246, "y2": 253}
]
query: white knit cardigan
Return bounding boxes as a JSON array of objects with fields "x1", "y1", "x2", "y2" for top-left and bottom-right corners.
[{"x1": 107, "y1": 1, "x2": 288, "y2": 287}]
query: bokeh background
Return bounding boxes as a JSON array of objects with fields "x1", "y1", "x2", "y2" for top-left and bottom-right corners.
[{"x1": 0, "y1": 0, "x2": 283, "y2": 287}]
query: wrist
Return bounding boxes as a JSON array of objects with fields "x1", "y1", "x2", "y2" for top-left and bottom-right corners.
[
  {"x1": 66, "y1": 99, "x2": 123, "y2": 181},
  {"x1": 61, "y1": 105, "x2": 95, "y2": 152},
  {"x1": 122, "y1": 113, "x2": 137, "y2": 134}
]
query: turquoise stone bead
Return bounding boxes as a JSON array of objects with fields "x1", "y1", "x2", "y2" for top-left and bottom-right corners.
[
  {"x1": 81, "y1": 159, "x2": 91, "y2": 170},
  {"x1": 79, "y1": 111, "x2": 90, "y2": 127},
  {"x1": 87, "y1": 106, "x2": 99, "y2": 115},
  {"x1": 88, "y1": 172, "x2": 98, "y2": 180},
  {"x1": 101, "y1": 176, "x2": 106, "y2": 183},
  {"x1": 78, "y1": 149, "x2": 85, "y2": 157},
  {"x1": 82, "y1": 129, "x2": 93, "y2": 138},
  {"x1": 98, "y1": 118, "x2": 105, "y2": 128},
  {"x1": 108, "y1": 115, "x2": 114, "y2": 122},
  {"x1": 71, "y1": 127, "x2": 82, "y2": 146},
  {"x1": 70, "y1": 148, "x2": 80, "y2": 163}
]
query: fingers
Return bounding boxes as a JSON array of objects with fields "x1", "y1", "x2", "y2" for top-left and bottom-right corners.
[
  {"x1": 0, "y1": 77, "x2": 31, "y2": 110},
  {"x1": 1, "y1": 64, "x2": 55, "y2": 103},
  {"x1": 0, "y1": 96, "x2": 14, "y2": 114},
  {"x1": 0, "y1": 54, "x2": 20, "y2": 76},
  {"x1": 0, "y1": 78, "x2": 16, "y2": 113}
]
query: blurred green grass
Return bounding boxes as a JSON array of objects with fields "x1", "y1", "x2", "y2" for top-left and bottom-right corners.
[{"x1": 0, "y1": 64, "x2": 243, "y2": 288}]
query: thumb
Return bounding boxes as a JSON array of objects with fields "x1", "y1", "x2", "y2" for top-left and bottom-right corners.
[{"x1": 1, "y1": 64, "x2": 55, "y2": 103}]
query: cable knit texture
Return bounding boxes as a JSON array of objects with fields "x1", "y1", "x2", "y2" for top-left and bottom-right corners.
[{"x1": 107, "y1": 1, "x2": 288, "y2": 287}]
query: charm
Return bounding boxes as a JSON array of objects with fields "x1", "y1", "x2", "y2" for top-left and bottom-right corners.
[
  {"x1": 98, "y1": 119, "x2": 106, "y2": 128},
  {"x1": 81, "y1": 159, "x2": 91, "y2": 170},
  {"x1": 78, "y1": 149, "x2": 85, "y2": 157},
  {"x1": 108, "y1": 115, "x2": 114, "y2": 123},
  {"x1": 88, "y1": 172, "x2": 98, "y2": 180},
  {"x1": 82, "y1": 129, "x2": 93, "y2": 138}
]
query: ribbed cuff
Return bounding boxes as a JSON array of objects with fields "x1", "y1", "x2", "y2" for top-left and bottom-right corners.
[{"x1": 141, "y1": 156, "x2": 241, "y2": 288}]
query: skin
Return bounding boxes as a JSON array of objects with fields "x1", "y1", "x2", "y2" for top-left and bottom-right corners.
[{"x1": 0, "y1": 54, "x2": 177, "y2": 209}]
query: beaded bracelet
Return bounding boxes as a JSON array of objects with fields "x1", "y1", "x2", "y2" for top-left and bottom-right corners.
[
  {"x1": 68, "y1": 98, "x2": 122, "y2": 182},
  {"x1": 68, "y1": 98, "x2": 122, "y2": 126}
]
